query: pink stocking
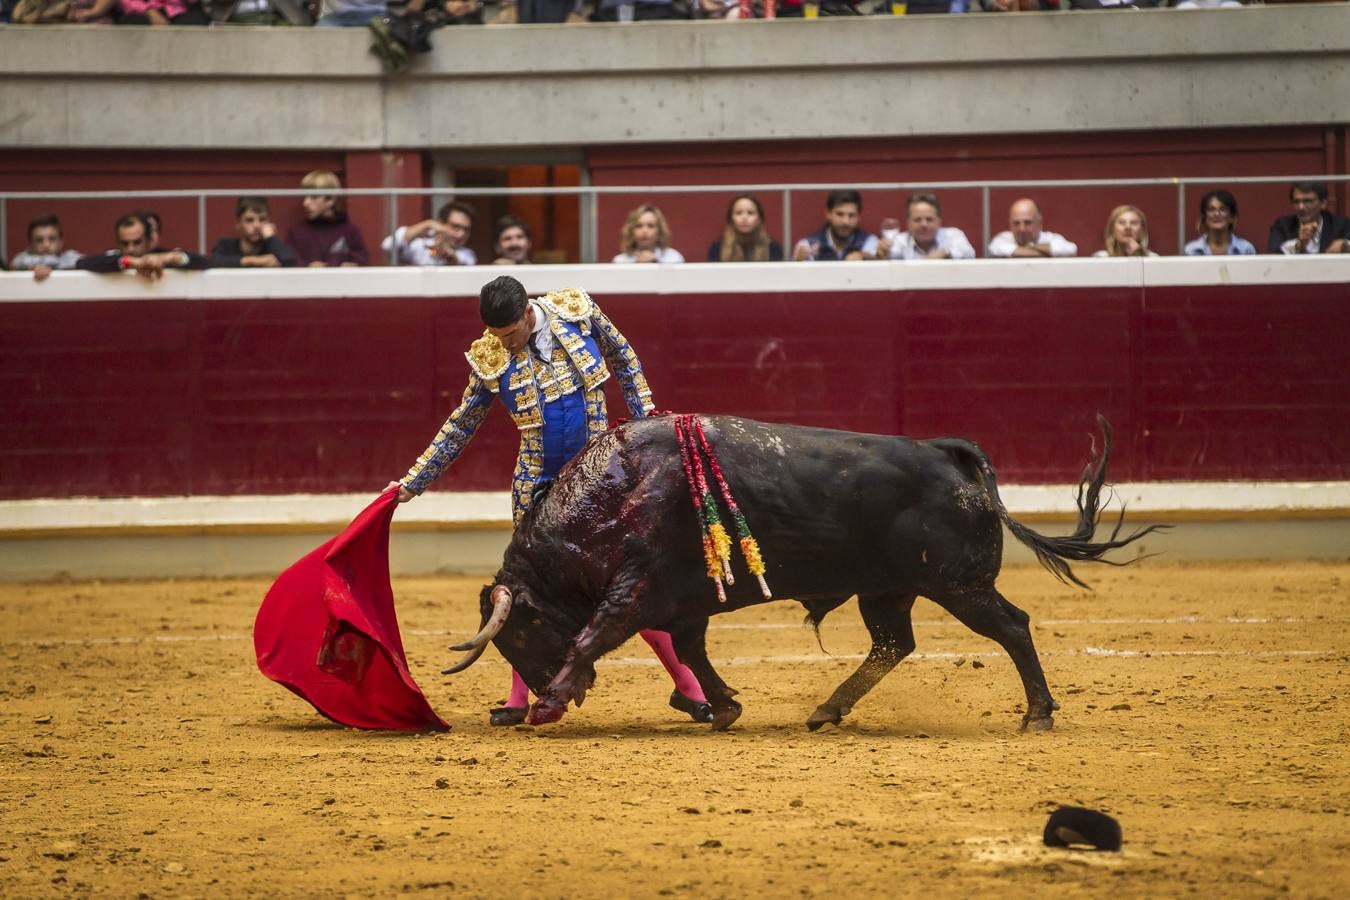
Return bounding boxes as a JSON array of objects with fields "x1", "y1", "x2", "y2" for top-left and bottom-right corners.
[
  {"x1": 507, "y1": 668, "x2": 531, "y2": 708},
  {"x1": 639, "y1": 629, "x2": 706, "y2": 701}
]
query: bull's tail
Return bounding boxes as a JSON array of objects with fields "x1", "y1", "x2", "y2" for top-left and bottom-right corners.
[{"x1": 936, "y1": 416, "x2": 1167, "y2": 589}]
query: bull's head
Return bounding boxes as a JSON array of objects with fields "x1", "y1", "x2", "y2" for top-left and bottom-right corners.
[{"x1": 441, "y1": 580, "x2": 575, "y2": 698}]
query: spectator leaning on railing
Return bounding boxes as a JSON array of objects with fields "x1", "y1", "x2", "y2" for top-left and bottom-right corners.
[
  {"x1": 9, "y1": 214, "x2": 82, "y2": 282},
  {"x1": 210, "y1": 196, "x2": 297, "y2": 268},
  {"x1": 987, "y1": 198, "x2": 1077, "y2": 258},
  {"x1": 77, "y1": 212, "x2": 209, "y2": 279},
  {"x1": 878, "y1": 191, "x2": 975, "y2": 260},
  {"x1": 382, "y1": 201, "x2": 476, "y2": 266}
]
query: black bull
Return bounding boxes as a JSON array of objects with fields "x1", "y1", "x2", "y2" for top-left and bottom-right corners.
[{"x1": 446, "y1": 415, "x2": 1161, "y2": 732}]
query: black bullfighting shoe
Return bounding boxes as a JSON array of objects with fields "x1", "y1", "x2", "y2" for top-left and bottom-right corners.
[
  {"x1": 489, "y1": 706, "x2": 528, "y2": 727},
  {"x1": 669, "y1": 690, "x2": 715, "y2": 724}
]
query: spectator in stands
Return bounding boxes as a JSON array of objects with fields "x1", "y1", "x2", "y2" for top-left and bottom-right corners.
[
  {"x1": 987, "y1": 198, "x2": 1078, "y2": 258},
  {"x1": 316, "y1": 0, "x2": 382, "y2": 26},
  {"x1": 793, "y1": 189, "x2": 878, "y2": 262},
  {"x1": 708, "y1": 194, "x2": 783, "y2": 262},
  {"x1": 207, "y1": 0, "x2": 313, "y2": 24},
  {"x1": 906, "y1": 0, "x2": 970, "y2": 12},
  {"x1": 879, "y1": 192, "x2": 975, "y2": 260},
  {"x1": 10, "y1": 0, "x2": 117, "y2": 19},
  {"x1": 367, "y1": 0, "x2": 481, "y2": 75},
  {"x1": 210, "y1": 197, "x2": 297, "y2": 268},
  {"x1": 1093, "y1": 205, "x2": 1158, "y2": 258},
  {"x1": 77, "y1": 212, "x2": 209, "y2": 279},
  {"x1": 288, "y1": 171, "x2": 370, "y2": 267},
  {"x1": 67, "y1": 0, "x2": 117, "y2": 21},
  {"x1": 1267, "y1": 181, "x2": 1350, "y2": 255},
  {"x1": 1068, "y1": 0, "x2": 1159, "y2": 8},
  {"x1": 492, "y1": 215, "x2": 533, "y2": 265},
  {"x1": 135, "y1": 209, "x2": 163, "y2": 248},
  {"x1": 590, "y1": 0, "x2": 686, "y2": 22},
  {"x1": 614, "y1": 204, "x2": 685, "y2": 264},
  {"x1": 381, "y1": 201, "x2": 476, "y2": 266},
  {"x1": 980, "y1": 0, "x2": 1050, "y2": 10},
  {"x1": 1183, "y1": 190, "x2": 1256, "y2": 256},
  {"x1": 516, "y1": 0, "x2": 571, "y2": 23},
  {"x1": 774, "y1": 0, "x2": 868, "y2": 15},
  {"x1": 128, "y1": 209, "x2": 210, "y2": 268},
  {"x1": 114, "y1": 0, "x2": 209, "y2": 23},
  {"x1": 9, "y1": 215, "x2": 83, "y2": 282}
]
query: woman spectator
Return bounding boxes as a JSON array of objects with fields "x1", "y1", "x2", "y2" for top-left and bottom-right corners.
[
  {"x1": 115, "y1": 0, "x2": 208, "y2": 23},
  {"x1": 613, "y1": 204, "x2": 684, "y2": 264},
  {"x1": 1093, "y1": 205, "x2": 1158, "y2": 258},
  {"x1": 708, "y1": 194, "x2": 784, "y2": 263},
  {"x1": 1183, "y1": 190, "x2": 1256, "y2": 256}
]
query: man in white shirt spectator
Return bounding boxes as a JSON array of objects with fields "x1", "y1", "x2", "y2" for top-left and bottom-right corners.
[
  {"x1": 987, "y1": 198, "x2": 1079, "y2": 259},
  {"x1": 879, "y1": 192, "x2": 976, "y2": 260},
  {"x1": 382, "y1": 201, "x2": 477, "y2": 266}
]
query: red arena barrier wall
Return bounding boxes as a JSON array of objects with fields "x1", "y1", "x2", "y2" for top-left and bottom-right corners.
[{"x1": 2, "y1": 259, "x2": 1347, "y2": 502}]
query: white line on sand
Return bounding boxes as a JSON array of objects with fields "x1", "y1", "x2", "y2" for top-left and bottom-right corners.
[{"x1": 13, "y1": 631, "x2": 1335, "y2": 663}]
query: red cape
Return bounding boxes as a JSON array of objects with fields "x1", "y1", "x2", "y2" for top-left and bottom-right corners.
[{"x1": 254, "y1": 490, "x2": 449, "y2": 731}]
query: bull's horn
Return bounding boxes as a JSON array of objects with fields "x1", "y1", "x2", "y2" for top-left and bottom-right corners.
[
  {"x1": 448, "y1": 585, "x2": 513, "y2": 652},
  {"x1": 441, "y1": 642, "x2": 487, "y2": 675}
]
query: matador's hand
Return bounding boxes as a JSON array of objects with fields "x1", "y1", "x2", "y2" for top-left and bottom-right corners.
[{"x1": 384, "y1": 481, "x2": 414, "y2": 503}]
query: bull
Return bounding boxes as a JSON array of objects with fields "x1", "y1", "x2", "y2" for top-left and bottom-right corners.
[{"x1": 444, "y1": 414, "x2": 1161, "y2": 732}]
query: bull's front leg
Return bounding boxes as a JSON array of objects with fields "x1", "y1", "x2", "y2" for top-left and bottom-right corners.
[
  {"x1": 668, "y1": 618, "x2": 742, "y2": 731},
  {"x1": 528, "y1": 599, "x2": 641, "y2": 726}
]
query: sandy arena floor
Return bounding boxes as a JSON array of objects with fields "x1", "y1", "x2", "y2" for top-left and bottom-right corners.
[{"x1": 1, "y1": 560, "x2": 1348, "y2": 898}]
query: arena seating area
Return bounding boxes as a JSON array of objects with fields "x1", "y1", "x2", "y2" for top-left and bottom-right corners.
[{"x1": 3, "y1": 0, "x2": 1329, "y2": 29}]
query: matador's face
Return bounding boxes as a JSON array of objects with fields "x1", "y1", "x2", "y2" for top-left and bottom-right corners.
[{"x1": 487, "y1": 304, "x2": 535, "y2": 355}]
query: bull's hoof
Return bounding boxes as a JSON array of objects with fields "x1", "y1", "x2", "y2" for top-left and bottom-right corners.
[
  {"x1": 805, "y1": 705, "x2": 843, "y2": 731},
  {"x1": 488, "y1": 706, "x2": 527, "y2": 727},
  {"x1": 710, "y1": 700, "x2": 742, "y2": 732},
  {"x1": 1021, "y1": 714, "x2": 1054, "y2": 733},
  {"x1": 527, "y1": 699, "x2": 566, "y2": 726}
]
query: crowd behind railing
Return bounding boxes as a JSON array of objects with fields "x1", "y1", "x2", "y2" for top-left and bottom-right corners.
[
  {"x1": 6, "y1": 171, "x2": 1350, "y2": 282},
  {"x1": 1, "y1": 0, "x2": 1309, "y2": 73}
]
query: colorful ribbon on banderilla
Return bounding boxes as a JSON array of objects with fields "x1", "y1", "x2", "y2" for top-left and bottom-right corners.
[{"x1": 673, "y1": 414, "x2": 772, "y2": 603}]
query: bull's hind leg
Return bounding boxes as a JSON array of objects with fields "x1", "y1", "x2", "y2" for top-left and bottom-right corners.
[
  {"x1": 668, "y1": 618, "x2": 742, "y2": 731},
  {"x1": 806, "y1": 593, "x2": 917, "y2": 731},
  {"x1": 930, "y1": 585, "x2": 1058, "y2": 732}
]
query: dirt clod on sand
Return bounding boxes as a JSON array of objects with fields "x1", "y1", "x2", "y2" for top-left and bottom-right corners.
[{"x1": 2, "y1": 562, "x2": 1348, "y2": 897}]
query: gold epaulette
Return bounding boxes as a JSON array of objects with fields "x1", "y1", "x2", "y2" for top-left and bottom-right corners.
[
  {"x1": 539, "y1": 287, "x2": 594, "y2": 322},
  {"x1": 465, "y1": 330, "x2": 510, "y2": 383}
]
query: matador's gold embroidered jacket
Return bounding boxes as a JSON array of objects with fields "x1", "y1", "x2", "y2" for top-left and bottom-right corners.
[{"x1": 399, "y1": 288, "x2": 654, "y2": 522}]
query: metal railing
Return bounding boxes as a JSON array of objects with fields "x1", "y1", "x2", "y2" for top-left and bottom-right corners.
[{"x1": 4, "y1": 175, "x2": 1349, "y2": 263}]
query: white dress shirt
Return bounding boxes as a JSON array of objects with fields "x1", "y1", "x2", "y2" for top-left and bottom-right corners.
[
  {"x1": 381, "y1": 226, "x2": 476, "y2": 266},
  {"x1": 887, "y1": 228, "x2": 976, "y2": 260},
  {"x1": 987, "y1": 230, "x2": 1078, "y2": 258}
]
